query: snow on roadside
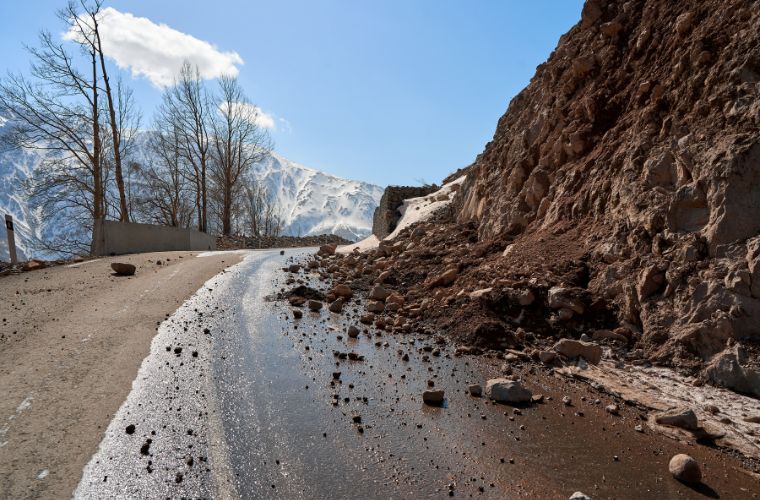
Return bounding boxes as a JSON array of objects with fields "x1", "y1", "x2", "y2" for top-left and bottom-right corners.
[{"x1": 336, "y1": 175, "x2": 466, "y2": 254}]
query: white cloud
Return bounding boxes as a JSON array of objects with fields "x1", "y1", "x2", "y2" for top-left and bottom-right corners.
[
  {"x1": 64, "y1": 7, "x2": 243, "y2": 88},
  {"x1": 219, "y1": 102, "x2": 277, "y2": 130}
]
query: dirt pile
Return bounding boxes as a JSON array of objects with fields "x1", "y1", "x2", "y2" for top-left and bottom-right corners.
[
  {"x1": 312, "y1": 0, "x2": 760, "y2": 397},
  {"x1": 216, "y1": 233, "x2": 351, "y2": 250}
]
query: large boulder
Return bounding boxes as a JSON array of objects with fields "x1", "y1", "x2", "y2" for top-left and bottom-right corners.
[
  {"x1": 655, "y1": 408, "x2": 699, "y2": 431},
  {"x1": 484, "y1": 378, "x2": 532, "y2": 404},
  {"x1": 552, "y1": 339, "x2": 603, "y2": 364},
  {"x1": 703, "y1": 344, "x2": 760, "y2": 397}
]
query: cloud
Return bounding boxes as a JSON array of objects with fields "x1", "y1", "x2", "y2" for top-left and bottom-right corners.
[
  {"x1": 219, "y1": 102, "x2": 277, "y2": 130},
  {"x1": 64, "y1": 7, "x2": 243, "y2": 88}
]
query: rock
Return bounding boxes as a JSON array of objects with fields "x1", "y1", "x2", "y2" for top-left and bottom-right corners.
[
  {"x1": 427, "y1": 267, "x2": 458, "y2": 288},
  {"x1": 369, "y1": 285, "x2": 391, "y2": 301},
  {"x1": 605, "y1": 404, "x2": 619, "y2": 415},
  {"x1": 347, "y1": 326, "x2": 360, "y2": 338},
  {"x1": 485, "y1": 378, "x2": 532, "y2": 404},
  {"x1": 292, "y1": 309, "x2": 303, "y2": 319},
  {"x1": 634, "y1": 424, "x2": 644, "y2": 433},
  {"x1": 333, "y1": 284, "x2": 353, "y2": 298},
  {"x1": 668, "y1": 454, "x2": 701, "y2": 484},
  {"x1": 704, "y1": 344, "x2": 760, "y2": 398},
  {"x1": 569, "y1": 492, "x2": 592, "y2": 500},
  {"x1": 515, "y1": 289, "x2": 535, "y2": 306},
  {"x1": 655, "y1": 408, "x2": 699, "y2": 431},
  {"x1": 637, "y1": 265, "x2": 666, "y2": 300},
  {"x1": 547, "y1": 287, "x2": 585, "y2": 314},
  {"x1": 469, "y1": 288, "x2": 492, "y2": 299},
  {"x1": 308, "y1": 300, "x2": 323, "y2": 312},
  {"x1": 674, "y1": 12, "x2": 694, "y2": 36},
  {"x1": 111, "y1": 262, "x2": 136, "y2": 276},
  {"x1": 328, "y1": 298, "x2": 345, "y2": 313},
  {"x1": 318, "y1": 243, "x2": 337, "y2": 256},
  {"x1": 539, "y1": 351, "x2": 557, "y2": 363},
  {"x1": 580, "y1": 0, "x2": 602, "y2": 29},
  {"x1": 600, "y1": 20, "x2": 622, "y2": 37},
  {"x1": 288, "y1": 264, "x2": 301, "y2": 273},
  {"x1": 22, "y1": 259, "x2": 47, "y2": 271},
  {"x1": 562, "y1": 395, "x2": 572, "y2": 406},
  {"x1": 280, "y1": 250, "x2": 285, "y2": 255},
  {"x1": 553, "y1": 339, "x2": 602, "y2": 364},
  {"x1": 422, "y1": 390, "x2": 445, "y2": 405},
  {"x1": 367, "y1": 300, "x2": 385, "y2": 313},
  {"x1": 468, "y1": 384, "x2": 482, "y2": 397},
  {"x1": 592, "y1": 329, "x2": 628, "y2": 343}
]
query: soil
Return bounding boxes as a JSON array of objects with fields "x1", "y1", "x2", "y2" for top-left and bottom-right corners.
[{"x1": 0, "y1": 251, "x2": 242, "y2": 499}]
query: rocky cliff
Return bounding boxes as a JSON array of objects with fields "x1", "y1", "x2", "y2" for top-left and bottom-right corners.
[
  {"x1": 318, "y1": 0, "x2": 760, "y2": 398},
  {"x1": 453, "y1": 0, "x2": 760, "y2": 379}
]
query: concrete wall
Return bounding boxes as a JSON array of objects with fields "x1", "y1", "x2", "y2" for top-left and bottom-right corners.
[
  {"x1": 372, "y1": 185, "x2": 438, "y2": 238},
  {"x1": 91, "y1": 220, "x2": 215, "y2": 256}
]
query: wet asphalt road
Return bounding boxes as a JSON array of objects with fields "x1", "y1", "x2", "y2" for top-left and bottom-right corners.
[{"x1": 74, "y1": 250, "x2": 760, "y2": 499}]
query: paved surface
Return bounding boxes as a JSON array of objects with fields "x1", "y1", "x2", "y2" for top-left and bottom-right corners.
[
  {"x1": 74, "y1": 250, "x2": 760, "y2": 499},
  {"x1": 0, "y1": 251, "x2": 242, "y2": 499}
]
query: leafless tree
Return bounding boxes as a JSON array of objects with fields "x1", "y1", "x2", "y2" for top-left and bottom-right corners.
[
  {"x1": 135, "y1": 123, "x2": 194, "y2": 228},
  {"x1": 210, "y1": 76, "x2": 272, "y2": 235},
  {"x1": 65, "y1": 0, "x2": 132, "y2": 221},
  {"x1": 154, "y1": 63, "x2": 212, "y2": 232},
  {"x1": 0, "y1": 29, "x2": 104, "y2": 255},
  {"x1": 244, "y1": 183, "x2": 282, "y2": 237}
]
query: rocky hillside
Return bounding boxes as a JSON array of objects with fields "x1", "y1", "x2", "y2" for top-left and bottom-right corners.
[
  {"x1": 319, "y1": 0, "x2": 760, "y2": 397},
  {"x1": 454, "y1": 0, "x2": 760, "y2": 373}
]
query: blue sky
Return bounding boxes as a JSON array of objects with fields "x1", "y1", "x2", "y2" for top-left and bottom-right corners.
[{"x1": 1, "y1": 1, "x2": 584, "y2": 186}]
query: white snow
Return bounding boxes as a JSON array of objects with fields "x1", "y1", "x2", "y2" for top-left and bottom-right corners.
[
  {"x1": 336, "y1": 175, "x2": 467, "y2": 254},
  {"x1": 336, "y1": 234, "x2": 379, "y2": 254}
]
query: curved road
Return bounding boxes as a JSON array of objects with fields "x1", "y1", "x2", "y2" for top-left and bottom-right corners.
[{"x1": 75, "y1": 250, "x2": 760, "y2": 499}]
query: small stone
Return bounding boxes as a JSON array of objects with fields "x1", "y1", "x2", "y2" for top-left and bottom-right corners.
[
  {"x1": 468, "y1": 384, "x2": 482, "y2": 397},
  {"x1": 125, "y1": 424, "x2": 136, "y2": 434},
  {"x1": 569, "y1": 492, "x2": 592, "y2": 500},
  {"x1": 292, "y1": 309, "x2": 303, "y2": 319},
  {"x1": 668, "y1": 454, "x2": 701, "y2": 484},
  {"x1": 328, "y1": 298, "x2": 345, "y2": 313},
  {"x1": 422, "y1": 390, "x2": 445, "y2": 405},
  {"x1": 634, "y1": 425, "x2": 644, "y2": 433},
  {"x1": 562, "y1": 396, "x2": 572, "y2": 406},
  {"x1": 605, "y1": 404, "x2": 620, "y2": 415},
  {"x1": 485, "y1": 378, "x2": 532, "y2": 404},
  {"x1": 308, "y1": 300, "x2": 323, "y2": 312},
  {"x1": 111, "y1": 262, "x2": 136, "y2": 276},
  {"x1": 288, "y1": 264, "x2": 301, "y2": 273},
  {"x1": 347, "y1": 326, "x2": 360, "y2": 338}
]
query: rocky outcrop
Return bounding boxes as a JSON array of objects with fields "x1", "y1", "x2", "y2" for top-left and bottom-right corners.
[
  {"x1": 452, "y1": 0, "x2": 760, "y2": 374},
  {"x1": 372, "y1": 186, "x2": 438, "y2": 238}
]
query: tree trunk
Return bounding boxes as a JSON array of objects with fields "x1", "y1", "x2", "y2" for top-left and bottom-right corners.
[{"x1": 93, "y1": 17, "x2": 128, "y2": 222}]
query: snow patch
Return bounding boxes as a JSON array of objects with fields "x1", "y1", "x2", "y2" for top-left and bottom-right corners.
[{"x1": 336, "y1": 175, "x2": 467, "y2": 254}]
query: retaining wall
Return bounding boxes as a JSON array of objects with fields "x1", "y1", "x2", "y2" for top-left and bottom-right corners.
[{"x1": 91, "y1": 220, "x2": 215, "y2": 256}]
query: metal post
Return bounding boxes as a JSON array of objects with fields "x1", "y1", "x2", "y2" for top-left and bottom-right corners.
[{"x1": 5, "y1": 214, "x2": 18, "y2": 264}]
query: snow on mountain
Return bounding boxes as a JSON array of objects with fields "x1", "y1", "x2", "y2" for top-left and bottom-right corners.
[
  {"x1": 249, "y1": 153, "x2": 384, "y2": 242},
  {"x1": 0, "y1": 122, "x2": 383, "y2": 260}
]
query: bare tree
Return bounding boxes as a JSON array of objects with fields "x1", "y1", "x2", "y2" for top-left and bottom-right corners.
[
  {"x1": 0, "y1": 29, "x2": 104, "y2": 255},
  {"x1": 65, "y1": 0, "x2": 132, "y2": 221},
  {"x1": 135, "y1": 122, "x2": 194, "y2": 228},
  {"x1": 244, "y1": 183, "x2": 282, "y2": 237},
  {"x1": 210, "y1": 76, "x2": 272, "y2": 235},
  {"x1": 154, "y1": 63, "x2": 212, "y2": 232}
]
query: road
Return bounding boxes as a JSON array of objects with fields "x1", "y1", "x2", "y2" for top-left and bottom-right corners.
[{"x1": 73, "y1": 250, "x2": 760, "y2": 499}]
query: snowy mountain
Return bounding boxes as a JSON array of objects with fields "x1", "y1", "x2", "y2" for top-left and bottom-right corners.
[
  {"x1": 249, "y1": 153, "x2": 383, "y2": 241},
  {"x1": 0, "y1": 121, "x2": 383, "y2": 260}
]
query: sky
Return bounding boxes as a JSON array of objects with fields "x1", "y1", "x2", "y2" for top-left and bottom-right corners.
[{"x1": 0, "y1": 1, "x2": 584, "y2": 187}]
